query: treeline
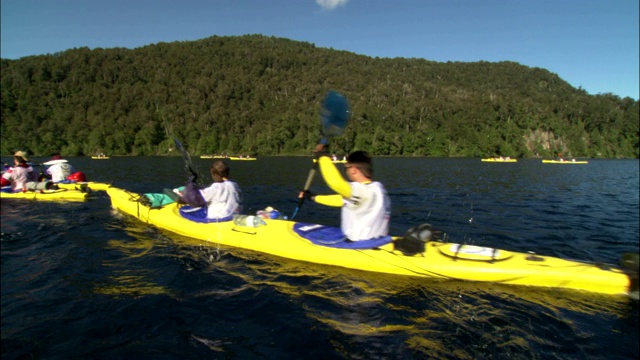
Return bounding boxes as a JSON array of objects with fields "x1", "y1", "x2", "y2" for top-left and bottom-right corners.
[{"x1": 1, "y1": 34, "x2": 638, "y2": 158}]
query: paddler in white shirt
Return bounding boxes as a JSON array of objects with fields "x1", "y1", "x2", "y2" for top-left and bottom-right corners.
[
  {"x1": 44, "y1": 154, "x2": 74, "y2": 183},
  {"x1": 299, "y1": 148, "x2": 391, "y2": 241}
]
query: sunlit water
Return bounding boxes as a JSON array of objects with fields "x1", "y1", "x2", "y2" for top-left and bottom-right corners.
[{"x1": 2, "y1": 157, "x2": 638, "y2": 359}]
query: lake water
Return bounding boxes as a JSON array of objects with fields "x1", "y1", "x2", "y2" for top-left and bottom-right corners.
[{"x1": 2, "y1": 157, "x2": 638, "y2": 359}]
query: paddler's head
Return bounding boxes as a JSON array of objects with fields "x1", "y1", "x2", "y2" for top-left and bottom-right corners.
[
  {"x1": 13, "y1": 151, "x2": 28, "y2": 165},
  {"x1": 345, "y1": 151, "x2": 373, "y2": 181},
  {"x1": 210, "y1": 160, "x2": 230, "y2": 182}
]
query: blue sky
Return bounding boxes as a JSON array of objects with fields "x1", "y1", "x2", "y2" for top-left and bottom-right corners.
[{"x1": 2, "y1": 0, "x2": 638, "y2": 100}]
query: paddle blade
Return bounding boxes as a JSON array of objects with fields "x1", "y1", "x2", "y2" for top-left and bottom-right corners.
[
  {"x1": 321, "y1": 91, "x2": 351, "y2": 139},
  {"x1": 173, "y1": 136, "x2": 198, "y2": 177},
  {"x1": 173, "y1": 137, "x2": 191, "y2": 165},
  {"x1": 291, "y1": 91, "x2": 350, "y2": 221}
]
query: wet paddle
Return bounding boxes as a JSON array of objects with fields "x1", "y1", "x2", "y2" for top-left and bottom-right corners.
[
  {"x1": 173, "y1": 136, "x2": 199, "y2": 180},
  {"x1": 291, "y1": 91, "x2": 351, "y2": 220}
]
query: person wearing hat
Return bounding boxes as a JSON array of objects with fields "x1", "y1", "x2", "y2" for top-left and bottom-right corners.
[
  {"x1": 1, "y1": 151, "x2": 41, "y2": 192},
  {"x1": 14, "y1": 151, "x2": 29, "y2": 162},
  {"x1": 45, "y1": 153, "x2": 75, "y2": 183}
]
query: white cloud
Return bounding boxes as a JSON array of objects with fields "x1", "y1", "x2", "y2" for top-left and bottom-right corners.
[{"x1": 316, "y1": 0, "x2": 348, "y2": 11}]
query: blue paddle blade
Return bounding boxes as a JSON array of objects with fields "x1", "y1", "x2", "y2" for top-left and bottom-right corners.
[{"x1": 321, "y1": 91, "x2": 351, "y2": 139}]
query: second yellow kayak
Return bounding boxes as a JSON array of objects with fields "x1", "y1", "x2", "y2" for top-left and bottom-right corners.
[{"x1": 1, "y1": 188, "x2": 89, "y2": 201}]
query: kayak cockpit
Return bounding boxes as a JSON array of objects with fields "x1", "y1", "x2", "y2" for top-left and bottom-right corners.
[
  {"x1": 293, "y1": 223, "x2": 392, "y2": 249},
  {"x1": 179, "y1": 206, "x2": 233, "y2": 223}
]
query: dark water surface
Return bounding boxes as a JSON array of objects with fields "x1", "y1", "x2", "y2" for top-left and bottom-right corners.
[{"x1": 2, "y1": 157, "x2": 638, "y2": 359}]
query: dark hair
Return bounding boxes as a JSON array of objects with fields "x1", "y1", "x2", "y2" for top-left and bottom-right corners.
[
  {"x1": 346, "y1": 150, "x2": 373, "y2": 178},
  {"x1": 210, "y1": 160, "x2": 230, "y2": 178}
]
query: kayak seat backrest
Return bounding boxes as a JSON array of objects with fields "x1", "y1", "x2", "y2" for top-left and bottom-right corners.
[
  {"x1": 179, "y1": 206, "x2": 233, "y2": 223},
  {"x1": 293, "y1": 223, "x2": 392, "y2": 249}
]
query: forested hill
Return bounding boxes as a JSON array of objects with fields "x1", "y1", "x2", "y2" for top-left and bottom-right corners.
[{"x1": 1, "y1": 34, "x2": 638, "y2": 158}]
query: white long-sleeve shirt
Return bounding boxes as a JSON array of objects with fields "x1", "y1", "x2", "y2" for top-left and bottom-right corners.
[
  {"x1": 2, "y1": 165, "x2": 35, "y2": 191},
  {"x1": 199, "y1": 180, "x2": 242, "y2": 219},
  {"x1": 47, "y1": 162, "x2": 74, "y2": 182}
]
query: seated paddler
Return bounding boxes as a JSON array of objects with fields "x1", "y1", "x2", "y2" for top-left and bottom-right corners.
[
  {"x1": 299, "y1": 148, "x2": 391, "y2": 241},
  {"x1": 199, "y1": 159, "x2": 242, "y2": 220}
]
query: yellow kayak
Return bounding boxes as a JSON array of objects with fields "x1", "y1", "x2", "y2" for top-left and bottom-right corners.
[
  {"x1": 57, "y1": 182, "x2": 111, "y2": 191},
  {"x1": 542, "y1": 159, "x2": 588, "y2": 164},
  {"x1": 1, "y1": 188, "x2": 89, "y2": 201},
  {"x1": 229, "y1": 157, "x2": 257, "y2": 161},
  {"x1": 106, "y1": 186, "x2": 636, "y2": 297},
  {"x1": 91, "y1": 156, "x2": 110, "y2": 160},
  {"x1": 481, "y1": 158, "x2": 517, "y2": 162}
]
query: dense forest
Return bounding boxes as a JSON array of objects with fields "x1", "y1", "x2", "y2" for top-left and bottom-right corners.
[{"x1": 1, "y1": 35, "x2": 638, "y2": 158}]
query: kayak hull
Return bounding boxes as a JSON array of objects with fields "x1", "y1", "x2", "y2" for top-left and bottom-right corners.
[
  {"x1": 107, "y1": 187, "x2": 633, "y2": 297},
  {"x1": 1, "y1": 188, "x2": 89, "y2": 201}
]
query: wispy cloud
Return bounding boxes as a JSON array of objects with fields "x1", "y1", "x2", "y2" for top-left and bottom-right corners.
[{"x1": 316, "y1": 0, "x2": 348, "y2": 11}]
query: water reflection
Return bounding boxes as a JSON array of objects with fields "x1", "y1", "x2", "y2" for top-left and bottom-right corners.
[{"x1": 93, "y1": 273, "x2": 173, "y2": 298}]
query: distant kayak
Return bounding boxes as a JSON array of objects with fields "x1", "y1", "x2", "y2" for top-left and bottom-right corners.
[
  {"x1": 91, "y1": 156, "x2": 109, "y2": 160},
  {"x1": 107, "y1": 186, "x2": 637, "y2": 297},
  {"x1": 313, "y1": 159, "x2": 347, "y2": 163},
  {"x1": 542, "y1": 159, "x2": 588, "y2": 164},
  {"x1": 1, "y1": 188, "x2": 89, "y2": 201},
  {"x1": 201, "y1": 156, "x2": 262, "y2": 161},
  {"x1": 481, "y1": 158, "x2": 517, "y2": 162}
]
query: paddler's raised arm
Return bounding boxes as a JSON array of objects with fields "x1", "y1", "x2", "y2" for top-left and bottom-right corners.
[{"x1": 317, "y1": 156, "x2": 351, "y2": 199}]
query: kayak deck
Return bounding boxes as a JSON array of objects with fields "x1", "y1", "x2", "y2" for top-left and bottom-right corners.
[
  {"x1": 57, "y1": 182, "x2": 111, "y2": 191},
  {"x1": 106, "y1": 186, "x2": 634, "y2": 297},
  {"x1": 1, "y1": 188, "x2": 89, "y2": 201}
]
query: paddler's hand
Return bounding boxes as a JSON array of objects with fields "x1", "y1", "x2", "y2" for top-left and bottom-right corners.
[{"x1": 298, "y1": 190, "x2": 315, "y2": 202}]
